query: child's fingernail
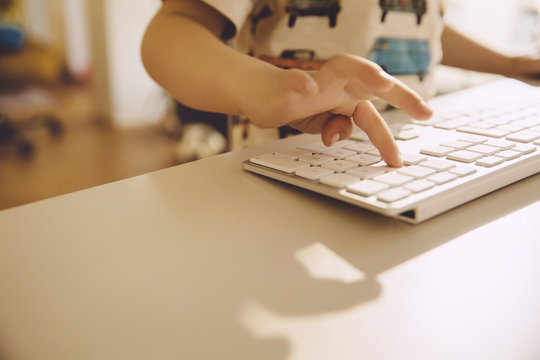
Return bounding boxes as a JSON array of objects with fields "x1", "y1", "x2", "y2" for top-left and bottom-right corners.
[
  {"x1": 395, "y1": 153, "x2": 403, "y2": 167},
  {"x1": 330, "y1": 133, "x2": 340, "y2": 145}
]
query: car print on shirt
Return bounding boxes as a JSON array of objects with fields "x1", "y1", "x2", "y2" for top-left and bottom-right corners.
[
  {"x1": 285, "y1": 0, "x2": 341, "y2": 28},
  {"x1": 369, "y1": 37, "x2": 430, "y2": 81},
  {"x1": 258, "y1": 49, "x2": 326, "y2": 70},
  {"x1": 379, "y1": 0, "x2": 427, "y2": 25},
  {"x1": 249, "y1": 2, "x2": 274, "y2": 34}
]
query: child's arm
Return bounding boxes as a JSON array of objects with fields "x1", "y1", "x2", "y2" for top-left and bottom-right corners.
[
  {"x1": 141, "y1": 0, "x2": 433, "y2": 167},
  {"x1": 441, "y1": 24, "x2": 540, "y2": 77}
]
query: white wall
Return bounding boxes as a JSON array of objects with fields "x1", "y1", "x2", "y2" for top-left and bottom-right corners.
[
  {"x1": 87, "y1": 0, "x2": 169, "y2": 128},
  {"x1": 444, "y1": 0, "x2": 539, "y2": 50}
]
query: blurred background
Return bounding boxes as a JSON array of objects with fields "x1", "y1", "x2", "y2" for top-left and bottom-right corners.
[{"x1": 0, "y1": 0, "x2": 538, "y2": 211}]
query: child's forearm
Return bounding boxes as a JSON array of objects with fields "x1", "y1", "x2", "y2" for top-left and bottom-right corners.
[
  {"x1": 440, "y1": 24, "x2": 512, "y2": 76},
  {"x1": 141, "y1": 4, "x2": 276, "y2": 116}
]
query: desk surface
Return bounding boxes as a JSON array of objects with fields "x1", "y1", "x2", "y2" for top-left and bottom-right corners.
[{"x1": 1, "y1": 131, "x2": 539, "y2": 360}]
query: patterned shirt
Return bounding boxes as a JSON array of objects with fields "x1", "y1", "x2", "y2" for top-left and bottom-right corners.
[{"x1": 202, "y1": 0, "x2": 444, "y2": 100}]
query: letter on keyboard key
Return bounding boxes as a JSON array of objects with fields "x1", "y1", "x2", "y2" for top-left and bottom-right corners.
[
  {"x1": 345, "y1": 153, "x2": 381, "y2": 166},
  {"x1": 322, "y1": 148, "x2": 357, "y2": 159},
  {"x1": 299, "y1": 154, "x2": 334, "y2": 166},
  {"x1": 295, "y1": 166, "x2": 334, "y2": 180},
  {"x1": 250, "y1": 154, "x2": 308, "y2": 173},
  {"x1": 321, "y1": 160, "x2": 358, "y2": 172}
]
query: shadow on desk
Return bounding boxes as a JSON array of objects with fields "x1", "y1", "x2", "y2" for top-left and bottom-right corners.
[
  {"x1": 136, "y1": 164, "x2": 539, "y2": 359},
  {"x1": 0, "y1": 159, "x2": 537, "y2": 359}
]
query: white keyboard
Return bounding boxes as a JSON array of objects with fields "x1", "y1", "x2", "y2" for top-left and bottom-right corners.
[{"x1": 243, "y1": 79, "x2": 540, "y2": 223}]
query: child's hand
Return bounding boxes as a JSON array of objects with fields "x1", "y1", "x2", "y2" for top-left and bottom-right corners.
[
  {"x1": 507, "y1": 51, "x2": 540, "y2": 78},
  {"x1": 238, "y1": 54, "x2": 433, "y2": 167}
]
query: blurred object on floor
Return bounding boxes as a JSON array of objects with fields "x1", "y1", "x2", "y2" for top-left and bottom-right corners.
[
  {"x1": 171, "y1": 102, "x2": 228, "y2": 163},
  {"x1": 174, "y1": 122, "x2": 227, "y2": 163},
  {"x1": 0, "y1": 23, "x2": 24, "y2": 52},
  {"x1": 0, "y1": 84, "x2": 179, "y2": 211},
  {"x1": 0, "y1": 38, "x2": 67, "y2": 85},
  {"x1": 0, "y1": 111, "x2": 63, "y2": 158}
]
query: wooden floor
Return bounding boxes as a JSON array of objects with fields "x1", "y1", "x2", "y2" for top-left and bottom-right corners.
[{"x1": 0, "y1": 84, "x2": 180, "y2": 211}]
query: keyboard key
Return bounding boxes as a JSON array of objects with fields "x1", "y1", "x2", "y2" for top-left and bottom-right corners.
[
  {"x1": 345, "y1": 153, "x2": 381, "y2": 166},
  {"x1": 404, "y1": 179, "x2": 435, "y2": 193},
  {"x1": 389, "y1": 123, "x2": 416, "y2": 132},
  {"x1": 440, "y1": 140, "x2": 472, "y2": 149},
  {"x1": 296, "y1": 166, "x2": 334, "y2": 180},
  {"x1": 468, "y1": 121, "x2": 494, "y2": 129},
  {"x1": 446, "y1": 150, "x2": 483, "y2": 163},
  {"x1": 483, "y1": 139, "x2": 515, "y2": 149},
  {"x1": 434, "y1": 116, "x2": 476, "y2": 129},
  {"x1": 495, "y1": 150, "x2": 521, "y2": 161},
  {"x1": 420, "y1": 145, "x2": 455, "y2": 157},
  {"x1": 299, "y1": 154, "x2": 334, "y2": 165},
  {"x1": 394, "y1": 130, "x2": 419, "y2": 140},
  {"x1": 346, "y1": 166, "x2": 387, "y2": 179},
  {"x1": 346, "y1": 180, "x2": 389, "y2": 196},
  {"x1": 506, "y1": 130, "x2": 540, "y2": 143},
  {"x1": 320, "y1": 173, "x2": 359, "y2": 188},
  {"x1": 344, "y1": 142, "x2": 375, "y2": 153},
  {"x1": 276, "y1": 149, "x2": 312, "y2": 159},
  {"x1": 496, "y1": 124, "x2": 525, "y2": 133},
  {"x1": 457, "y1": 126, "x2": 509, "y2": 138},
  {"x1": 373, "y1": 172, "x2": 414, "y2": 186},
  {"x1": 298, "y1": 140, "x2": 355, "y2": 153},
  {"x1": 377, "y1": 188, "x2": 412, "y2": 203},
  {"x1": 321, "y1": 160, "x2": 358, "y2": 172},
  {"x1": 457, "y1": 134, "x2": 487, "y2": 144},
  {"x1": 512, "y1": 143, "x2": 536, "y2": 154},
  {"x1": 412, "y1": 114, "x2": 447, "y2": 126},
  {"x1": 298, "y1": 142, "x2": 332, "y2": 153},
  {"x1": 322, "y1": 148, "x2": 357, "y2": 159},
  {"x1": 398, "y1": 165, "x2": 436, "y2": 178},
  {"x1": 466, "y1": 144, "x2": 501, "y2": 156},
  {"x1": 449, "y1": 166, "x2": 476, "y2": 177},
  {"x1": 476, "y1": 156, "x2": 504, "y2": 167},
  {"x1": 250, "y1": 154, "x2": 309, "y2": 173},
  {"x1": 420, "y1": 159, "x2": 456, "y2": 171},
  {"x1": 427, "y1": 172, "x2": 458, "y2": 185},
  {"x1": 402, "y1": 153, "x2": 428, "y2": 165}
]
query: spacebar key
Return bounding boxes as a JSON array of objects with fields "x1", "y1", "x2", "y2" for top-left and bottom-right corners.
[{"x1": 250, "y1": 154, "x2": 309, "y2": 173}]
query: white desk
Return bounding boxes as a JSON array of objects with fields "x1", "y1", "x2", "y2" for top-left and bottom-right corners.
[{"x1": 1, "y1": 132, "x2": 539, "y2": 360}]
